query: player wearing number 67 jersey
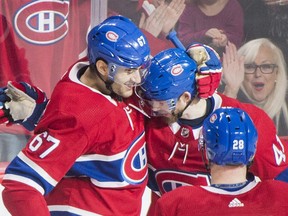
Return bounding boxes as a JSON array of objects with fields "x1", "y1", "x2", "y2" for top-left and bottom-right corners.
[
  {"x1": 154, "y1": 107, "x2": 288, "y2": 216},
  {"x1": 137, "y1": 48, "x2": 288, "y2": 215},
  {"x1": 1, "y1": 15, "x2": 150, "y2": 216}
]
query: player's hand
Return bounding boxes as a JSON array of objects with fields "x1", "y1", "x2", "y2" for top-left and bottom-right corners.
[
  {"x1": 0, "y1": 81, "x2": 48, "y2": 131},
  {"x1": 186, "y1": 43, "x2": 222, "y2": 98}
]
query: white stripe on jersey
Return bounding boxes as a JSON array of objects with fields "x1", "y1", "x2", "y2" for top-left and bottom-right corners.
[
  {"x1": 48, "y1": 205, "x2": 102, "y2": 216},
  {"x1": 18, "y1": 151, "x2": 58, "y2": 186},
  {"x1": 76, "y1": 151, "x2": 126, "y2": 162},
  {"x1": 3, "y1": 174, "x2": 45, "y2": 195},
  {"x1": 90, "y1": 177, "x2": 129, "y2": 188}
]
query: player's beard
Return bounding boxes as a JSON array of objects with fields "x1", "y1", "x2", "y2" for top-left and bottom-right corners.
[
  {"x1": 161, "y1": 99, "x2": 193, "y2": 124},
  {"x1": 160, "y1": 112, "x2": 178, "y2": 125}
]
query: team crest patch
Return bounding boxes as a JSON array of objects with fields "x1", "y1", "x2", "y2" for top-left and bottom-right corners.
[{"x1": 14, "y1": 0, "x2": 69, "y2": 45}]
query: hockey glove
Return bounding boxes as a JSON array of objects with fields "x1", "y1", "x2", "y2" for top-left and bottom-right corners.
[
  {"x1": 0, "y1": 81, "x2": 48, "y2": 131},
  {"x1": 187, "y1": 43, "x2": 222, "y2": 99}
]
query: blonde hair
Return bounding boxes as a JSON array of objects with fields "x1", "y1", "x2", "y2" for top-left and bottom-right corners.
[{"x1": 238, "y1": 38, "x2": 288, "y2": 131}]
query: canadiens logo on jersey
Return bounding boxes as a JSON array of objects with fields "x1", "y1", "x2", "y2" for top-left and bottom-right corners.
[
  {"x1": 122, "y1": 132, "x2": 148, "y2": 184},
  {"x1": 14, "y1": 0, "x2": 69, "y2": 44},
  {"x1": 155, "y1": 170, "x2": 211, "y2": 195}
]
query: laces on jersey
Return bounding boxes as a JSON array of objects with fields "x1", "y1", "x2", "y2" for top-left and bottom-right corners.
[{"x1": 168, "y1": 142, "x2": 189, "y2": 164}]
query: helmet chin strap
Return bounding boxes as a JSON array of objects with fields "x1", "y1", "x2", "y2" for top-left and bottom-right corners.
[{"x1": 172, "y1": 96, "x2": 194, "y2": 119}]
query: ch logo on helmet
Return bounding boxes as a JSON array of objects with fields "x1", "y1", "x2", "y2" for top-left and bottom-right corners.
[
  {"x1": 106, "y1": 31, "x2": 119, "y2": 42},
  {"x1": 13, "y1": 0, "x2": 69, "y2": 45},
  {"x1": 210, "y1": 113, "x2": 217, "y2": 123},
  {"x1": 171, "y1": 64, "x2": 184, "y2": 76}
]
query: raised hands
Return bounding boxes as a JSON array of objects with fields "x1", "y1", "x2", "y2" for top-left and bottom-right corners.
[
  {"x1": 139, "y1": 0, "x2": 185, "y2": 38},
  {"x1": 162, "y1": 0, "x2": 186, "y2": 36},
  {"x1": 139, "y1": 2, "x2": 167, "y2": 37},
  {"x1": 222, "y1": 42, "x2": 245, "y2": 98}
]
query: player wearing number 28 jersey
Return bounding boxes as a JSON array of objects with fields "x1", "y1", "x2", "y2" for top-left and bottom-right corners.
[{"x1": 153, "y1": 108, "x2": 288, "y2": 216}]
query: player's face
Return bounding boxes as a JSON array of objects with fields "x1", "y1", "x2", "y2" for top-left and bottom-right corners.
[
  {"x1": 146, "y1": 99, "x2": 176, "y2": 117},
  {"x1": 112, "y1": 67, "x2": 143, "y2": 98},
  {"x1": 243, "y1": 45, "x2": 277, "y2": 103},
  {"x1": 144, "y1": 97, "x2": 189, "y2": 124}
]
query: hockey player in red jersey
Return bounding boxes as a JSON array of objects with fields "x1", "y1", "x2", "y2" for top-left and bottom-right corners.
[
  {"x1": 154, "y1": 107, "x2": 288, "y2": 216},
  {"x1": 138, "y1": 47, "x2": 288, "y2": 215},
  {"x1": 1, "y1": 15, "x2": 150, "y2": 216}
]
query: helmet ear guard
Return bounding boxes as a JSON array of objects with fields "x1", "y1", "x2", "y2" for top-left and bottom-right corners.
[{"x1": 200, "y1": 107, "x2": 258, "y2": 167}]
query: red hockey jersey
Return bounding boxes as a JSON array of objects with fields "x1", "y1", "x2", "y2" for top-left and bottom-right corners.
[
  {"x1": 154, "y1": 177, "x2": 288, "y2": 216},
  {"x1": 146, "y1": 93, "x2": 288, "y2": 214},
  {"x1": 2, "y1": 60, "x2": 148, "y2": 216}
]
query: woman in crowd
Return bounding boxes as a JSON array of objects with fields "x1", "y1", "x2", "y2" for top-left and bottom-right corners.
[{"x1": 222, "y1": 39, "x2": 288, "y2": 136}]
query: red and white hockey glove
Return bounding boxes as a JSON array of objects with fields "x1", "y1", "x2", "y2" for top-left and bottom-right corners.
[
  {"x1": 0, "y1": 81, "x2": 48, "y2": 131},
  {"x1": 187, "y1": 43, "x2": 222, "y2": 98}
]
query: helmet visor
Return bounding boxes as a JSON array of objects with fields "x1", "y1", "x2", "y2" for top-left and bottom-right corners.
[
  {"x1": 135, "y1": 87, "x2": 177, "y2": 116},
  {"x1": 108, "y1": 60, "x2": 150, "y2": 87}
]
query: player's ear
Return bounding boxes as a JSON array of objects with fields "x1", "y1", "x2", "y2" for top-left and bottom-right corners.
[
  {"x1": 179, "y1": 91, "x2": 191, "y2": 104},
  {"x1": 95, "y1": 59, "x2": 108, "y2": 76}
]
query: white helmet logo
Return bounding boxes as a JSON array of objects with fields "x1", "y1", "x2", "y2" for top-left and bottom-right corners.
[
  {"x1": 210, "y1": 113, "x2": 217, "y2": 123},
  {"x1": 171, "y1": 64, "x2": 183, "y2": 76},
  {"x1": 106, "y1": 31, "x2": 119, "y2": 42}
]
